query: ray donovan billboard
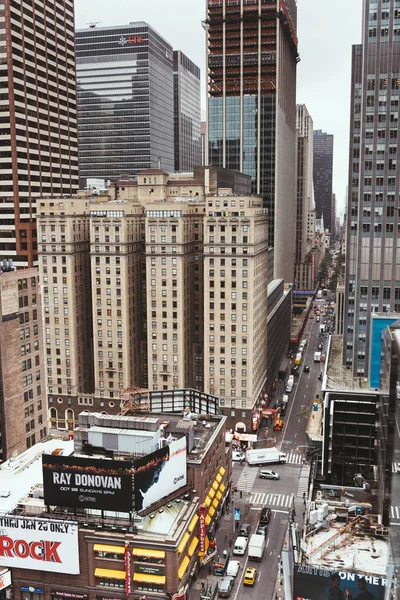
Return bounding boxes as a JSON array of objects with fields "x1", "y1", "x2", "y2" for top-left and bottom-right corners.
[
  {"x1": 42, "y1": 455, "x2": 133, "y2": 512},
  {"x1": 294, "y1": 565, "x2": 386, "y2": 600}
]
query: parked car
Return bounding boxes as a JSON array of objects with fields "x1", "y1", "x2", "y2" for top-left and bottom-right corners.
[
  {"x1": 256, "y1": 525, "x2": 268, "y2": 537},
  {"x1": 239, "y1": 523, "x2": 251, "y2": 538},
  {"x1": 243, "y1": 568, "x2": 257, "y2": 586},
  {"x1": 218, "y1": 577, "x2": 234, "y2": 598},
  {"x1": 260, "y1": 507, "x2": 272, "y2": 525},
  {"x1": 291, "y1": 365, "x2": 299, "y2": 375},
  {"x1": 226, "y1": 560, "x2": 240, "y2": 578},
  {"x1": 304, "y1": 365, "x2": 310, "y2": 373},
  {"x1": 259, "y1": 469, "x2": 280, "y2": 480},
  {"x1": 232, "y1": 451, "x2": 245, "y2": 462},
  {"x1": 318, "y1": 343, "x2": 323, "y2": 350}
]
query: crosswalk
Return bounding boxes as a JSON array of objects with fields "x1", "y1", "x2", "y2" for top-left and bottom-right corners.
[
  {"x1": 286, "y1": 451, "x2": 304, "y2": 465},
  {"x1": 249, "y1": 492, "x2": 294, "y2": 509},
  {"x1": 235, "y1": 468, "x2": 258, "y2": 492},
  {"x1": 390, "y1": 505, "x2": 400, "y2": 521}
]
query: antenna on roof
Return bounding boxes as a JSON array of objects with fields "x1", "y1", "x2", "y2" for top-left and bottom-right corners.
[{"x1": 87, "y1": 21, "x2": 101, "y2": 28}]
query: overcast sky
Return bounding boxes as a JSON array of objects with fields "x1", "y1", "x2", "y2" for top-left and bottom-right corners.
[{"x1": 75, "y1": 0, "x2": 363, "y2": 218}]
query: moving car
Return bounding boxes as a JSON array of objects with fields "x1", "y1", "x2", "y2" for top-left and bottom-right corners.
[
  {"x1": 260, "y1": 507, "x2": 272, "y2": 525},
  {"x1": 218, "y1": 576, "x2": 234, "y2": 598},
  {"x1": 259, "y1": 469, "x2": 280, "y2": 480},
  {"x1": 243, "y1": 568, "x2": 257, "y2": 586},
  {"x1": 226, "y1": 560, "x2": 240, "y2": 578},
  {"x1": 304, "y1": 365, "x2": 310, "y2": 373},
  {"x1": 256, "y1": 525, "x2": 268, "y2": 537}
]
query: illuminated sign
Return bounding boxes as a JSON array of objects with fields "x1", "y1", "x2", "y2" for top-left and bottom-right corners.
[
  {"x1": 199, "y1": 504, "x2": 207, "y2": 553},
  {"x1": 125, "y1": 544, "x2": 131, "y2": 596},
  {"x1": 118, "y1": 35, "x2": 145, "y2": 47}
]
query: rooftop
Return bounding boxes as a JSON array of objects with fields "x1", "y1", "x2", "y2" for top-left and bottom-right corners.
[{"x1": 323, "y1": 336, "x2": 376, "y2": 392}]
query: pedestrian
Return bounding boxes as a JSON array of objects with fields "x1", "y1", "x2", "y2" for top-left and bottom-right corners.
[
  {"x1": 208, "y1": 587, "x2": 212, "y2": 596},
  {"x1": 302, "y1": 492, "x2": 306, "y2": 499},
  {"x1": 229, "y1": 537, "x2": 232, "y2": 547},
  {"x1": 208, "y1": 564, "x2": 212, "y2": 575},
  {"x1": 201, "y1": 583, "x2": 205, "y2": 594},
  {"x1": 224, "y1": 532, "x2": 228, "y2": 542}
]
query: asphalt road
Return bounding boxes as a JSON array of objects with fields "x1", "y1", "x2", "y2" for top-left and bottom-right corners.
[{"x1": 192, "y1": 299, "x2": 331, "y2": 600}]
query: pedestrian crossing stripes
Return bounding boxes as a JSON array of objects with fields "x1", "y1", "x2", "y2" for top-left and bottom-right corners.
[
  {"x1": 235, "y1": 467, "x2": 258, "y2": 492},
  {"x1": 391, "y1": 505, "x2": 400, "y2": 520},
  {"x1": 392, "y1": 462, "x2": 399, "y2": 473},
  {"x1": 249, "y1": 492, "x2": 293, "y2": 509},
  {"x1": 286, "y1": 451, "x2": 304, "y2": 465}
]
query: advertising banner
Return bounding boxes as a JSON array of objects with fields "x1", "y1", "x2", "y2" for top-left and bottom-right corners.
[
  {"x1": 42, "y1": 454, "x2": 133, "y2": 512},
  {"x1": 294, "y1": 565, "x2": 386, "y2": 600},
  {"x1": 133, "y1": 437, "x2": 187, "y2": 512},
  {"x1": 199, "y1": 504, "x2": 207, "y2": 553},
  {"x1": 0, "y1": 516, "x2": 79, "y2": 574}
]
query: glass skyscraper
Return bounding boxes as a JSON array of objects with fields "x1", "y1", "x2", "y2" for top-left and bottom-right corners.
[
  {"x1": 313, "y1": 130, "x2": 334, "y2": 235},
  {"x1": 173, "y1": 51, "x2": 201, "y2": 172},
  {"x1": 344, "y1": 0, "x2": 400, "y2": 377},
  {"x1": 206, "y1": 0, "x2": 298, "y2": 282},
  {"x1": 76, "y1": 23, "x2": 175, "y2": 186}
]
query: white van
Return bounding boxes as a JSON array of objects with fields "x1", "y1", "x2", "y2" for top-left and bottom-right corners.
[
  {"x1": 282, "y1": 394, "x2": 289, "y2": 406},
  {"x1": 233, "y1": 536, "x2": 248, "y2": 556}
]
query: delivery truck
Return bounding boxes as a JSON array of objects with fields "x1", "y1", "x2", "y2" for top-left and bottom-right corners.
[
  {"x1": 246, "y1": 447, "x2": 287, "y2": 466},
  {"x1": 314, "y1": 351, "x2": 321, "y2": 362},
  {"x1": 248, "y1": 534, "x2": 266, "y2": 561}
]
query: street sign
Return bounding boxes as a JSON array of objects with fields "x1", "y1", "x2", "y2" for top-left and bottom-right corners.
[{"x1": 234, "y1": 508, "x2": 241, "y2": 521}]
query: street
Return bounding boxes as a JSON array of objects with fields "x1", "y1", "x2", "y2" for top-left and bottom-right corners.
[{"x1": 191, "y1": 302, "x2": 328, "y2": 600}]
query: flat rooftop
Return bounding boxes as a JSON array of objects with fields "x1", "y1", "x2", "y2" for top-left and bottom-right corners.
[
  {"x1": 305, "y1": 523, "x2": 388, "y2": 576},
  {"x1": 324, "y1": 336, "x2": 375, "y2": 392},
  {"x1": 306, "y1": 400, "x2": 323, "y2": 442}
]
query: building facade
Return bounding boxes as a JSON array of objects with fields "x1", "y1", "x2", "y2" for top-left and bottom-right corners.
[
  {"x1": 0, "y1": 0, "x2": 79, "y2": 267},
  {"x1": 0, "y1": 268, "x2": 46, "y2": 460},
  {"x1": 206, "y1": 0, "x2": 298, "y2": 283},
  {"x1": 295, "y1": 105, "x2": 319, "y2": 291},
  {"x1": 343, "y1": 0, "x2": 400, "y2": 377},
  {"x1": 76, "y1": 23, "x2": 175, "y2": 187},
  {"x1": 173, "y1": 51, "x2": 201, "y2": 172},
  {"x1": 38, "y1": 168, "x2": 268, "y2": 429},
  {"x1": 313, "y1": 129, "x2": 334, "y2": 235}
]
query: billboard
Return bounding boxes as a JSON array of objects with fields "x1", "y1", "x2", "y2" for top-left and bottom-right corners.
[
  {"x1": 42, "y1": 455, "x2": 133, "y2": 512},
  {"x1": 0, "y1": 516, "x2": 79, "y2": 574},
  {"x1": 134, "y1": 437, "x2": 187, "y2": 512},
  {"x1": 294, "y1": 565, "x2": 386, "y2": 600}
]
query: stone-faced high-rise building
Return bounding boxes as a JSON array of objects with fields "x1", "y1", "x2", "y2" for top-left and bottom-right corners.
[
  {"x1": 0, "y1": 0, "x2": 79, "y2": 267},
  {"x1": 206, "y1": 0, "x2": 298, "y2": 283},
  {"x1": 76, "y1": 23, "x2": 175, "y2": 187},
  {"x1": 313, "y1": 130, "x2": 334, "y2": 235},
  {"x1": 173, "y1": 51, "x2": 201, "y2": 172},
  {"x1": 343, "y1": 0, "x2": 400, "y2": 377}
]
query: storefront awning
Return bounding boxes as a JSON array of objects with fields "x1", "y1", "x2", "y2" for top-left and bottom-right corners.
[
  {"x1": 132, "y1": 548, "x2": 165, "y2": 559},
  {"x1": 219, "y1": 483, "x2": 225, "y2": 493},
  {"x1": 212, "y1": 481, "x2": 218, "y2": 491},
  {"x1": 93, "y1": 544, "x2": 125, "y2": 554},
  {"x1": 208, "y1": 488, "x2": 215, "y2": 499},
  {"x1": 216, "y1": 473, "x2": 222, "y2": 483},
  {"x1": 177, "y1": 555, "x2": 190, "y2": 580},
  {"x1": 204, "y1": 496, "x2": 211, "y2": 506},
  {"x1": 219, "y1": 467, "x2": 225, "y2": 476},
  {"x1": 205, "y1": 514, "x2": 211, "y2": 526},
  {"x1": 188, "y1": 514, "x2": 199, "y2": 533},
  {"x1": 212, "y1": 498, "x2": 219, "y2": 509},
  {"x1": 133, "y1": 573, "x2": 166, "y2": 585},
  {"x1": 216, "y1": 491, "x2": 222, "y2": 501},
  {"x1": 208, "y1": 506, "x2": 215, "y2": 517},
  {"x1": 94, "y1": 568, "x2": 126, "y2": 580},
  {"x1": 177, "y1": 532, "x2": 190, "y2": 554},
  {"x1": 188, "y1": 536, "x2": 199, "y2": 557}
]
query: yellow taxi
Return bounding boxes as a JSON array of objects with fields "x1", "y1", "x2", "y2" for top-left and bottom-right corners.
[{"x1": 243, "y1": 567, "x2": 257, "y2": 586}]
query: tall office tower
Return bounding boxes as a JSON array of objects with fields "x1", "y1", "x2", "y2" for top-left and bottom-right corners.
[
  {"x1": 201, "y1": 122, "x2": 207, "y2": 166},
  {"x1": 313, "y1": 130, "x2": 334, "y2": 235},
  {"x1": 0, "y1": 269, "x2": 46, "y2": 460},
  {"x1": 76, "y1": 23, "x2": 175, "y2": 187},
  {"x1": 295, "y1": 105, "x2": 318, "y2": 291},
  {"x1": 173, "y1": 51, "x2": 201, "y2": 172},
  {"x1": 0, "y1": 0, "x2": 79, "y2": 268},
  {"x1": 343, "y1": 0, "x2": 400, "y2": 377},
  {"x1": 206, "y1": 0, "x2": 298, "y2": 282},
  {"x1": 203, "y1": 195, "x2": 269, "y2": 427},
  {"x1": 38, "y1": 198, "x2": 93, "y2": 407},
  {"x1": 331, "y1": 193, "x2": 336, "y2": 240}
]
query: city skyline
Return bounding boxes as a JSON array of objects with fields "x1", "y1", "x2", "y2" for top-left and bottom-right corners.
[{"x1": 74, "y1": 1, "x2": 362, "y2": 218}]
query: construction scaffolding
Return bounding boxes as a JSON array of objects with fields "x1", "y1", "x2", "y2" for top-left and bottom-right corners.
[{"x1": 119, "y1": 386, "x2": 150, "y2": 416}]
